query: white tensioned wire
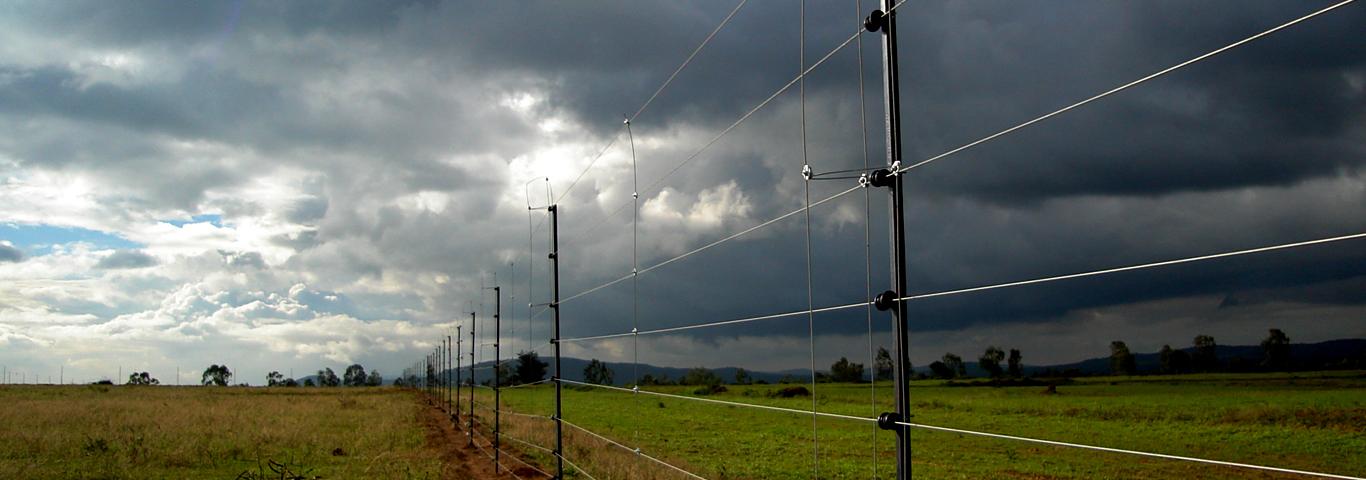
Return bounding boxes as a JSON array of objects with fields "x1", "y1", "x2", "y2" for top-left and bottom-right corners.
[
  {"x1": 627, "y1": 113, "x2": 643, "y2": 479},
  {"x1": 898, "y1": 232, "x2": 1366, "y2": 303},
  {"x1": 559, "y1": 378, "x2": 876, "y2": 424},
  {"x1": 895, "y1": 421, "x2": 1365, "y2": 480},
  {"x1": 497, "y1": 445, "x2": 554, "y2": 479},
  {"x1": 502, "y1": 378, "x2": 553, "y2": 390},
  {"x1": 797, "y1": 0, "x2": 821, "y2": 477},
  {"x1": 560, "y1": 417, "x2": 708, "y2": 480},
  {"x1": 852, "y1": 0, "x2": 878, "y2": 477},
  {"x1": 553, "y1": 0, "x2": 749, "y2": 209},
  {"x1": 559, "y1": 231, "x2": 1366, "y2": 343},
  {"x1": 895, "y1": 0, "x2": 1357, "y2": 175},
  {"x1": 556, "y1": 452, "x2": 600, "y2": 480},
  {"x1": 563, "y1": 0, "x2": 912, "y2": 249},
  {"x1": 559, "y1": 183, "x2": 863, "y2": 305},
  {"x1": 503, "y1": 432, "x2": 555, "y2": 454},
  {"x1": 556, "y1": 382, "x2": 1363, "y2": 478}
]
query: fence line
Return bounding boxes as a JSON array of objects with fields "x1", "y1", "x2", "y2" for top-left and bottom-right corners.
[
  {"x1": 403, "y1": 1, "x2": 1364, "y2": 478},
  {"x1": 896, "y1": 421, "x2": 1365, "y2": 480}
]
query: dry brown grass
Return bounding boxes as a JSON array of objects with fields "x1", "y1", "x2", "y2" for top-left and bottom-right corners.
[{"x1": 0, "y1": 385, "x2": 444, "y2": 479}]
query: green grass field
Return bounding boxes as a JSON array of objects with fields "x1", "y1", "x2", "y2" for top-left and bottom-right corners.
[
  {"x1": 3, "y1": 373, "x2": 1362, "y2": 479},
  {"x1": 475, "y1": 371, "x2": 1366, "y2": 479},
  {"x1": 0, "y1": 385, "x2": 444, "y2": 479}
]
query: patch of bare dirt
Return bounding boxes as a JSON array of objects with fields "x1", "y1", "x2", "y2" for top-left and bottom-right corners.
[{"x1": 415, "y1": 393, "x2": 548, "y2": 479}]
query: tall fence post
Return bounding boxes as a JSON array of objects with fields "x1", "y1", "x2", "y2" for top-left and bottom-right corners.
[
  {"x1": 493, "y1": 285, "x2": 502, "y2": 472},
  {"x1": 550, "y1": 203, "x2": 564, "y2": 480},
  {"x1": 865, "y1": 2, "x2": 913, "y2": 479},
  {"x1": 447, "y1": 335, "x2": 453, "y2": 418},
  {"x1": 456, "y1": 325, "x2": 463, "y2": 420},
  {"x1": 469, "y1": 311, "x2": 476, "y2": 446}
]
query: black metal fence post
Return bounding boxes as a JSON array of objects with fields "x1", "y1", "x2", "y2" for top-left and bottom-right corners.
[
  {"x1": 866, "y1": 2, "x2": 912, "y2": 479},
  {"x1": 550, "y1": 203, "x2": 563, "y2": 479}
]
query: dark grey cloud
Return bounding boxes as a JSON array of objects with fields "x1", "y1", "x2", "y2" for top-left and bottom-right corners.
[
  {"x1": 0, "y1": 244, "x2": 23, "y2": 263},
  {"x1": 2, "y1": 0, "x2": 1363, "y2": 377},
  {"x1": 95, "y1": 250, "x2": 158, "y2": 269}
]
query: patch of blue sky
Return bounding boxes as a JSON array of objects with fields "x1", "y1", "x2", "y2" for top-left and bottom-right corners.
[
  {"x1": 162, "y1": 214, "x2": 223, "y2": 228},
  {"x1": 0, "y1": 223, "x2": 142, "y2": 255}
]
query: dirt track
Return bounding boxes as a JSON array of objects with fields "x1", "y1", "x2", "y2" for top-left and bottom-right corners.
[{"x1": 416, "y1": 393, "x2": 549, "y2": 479}]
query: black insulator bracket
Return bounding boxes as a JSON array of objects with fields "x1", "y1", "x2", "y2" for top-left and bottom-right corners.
[
  {"x1": 877, "y1": 412, "x2": 902, "y2": 430},
  {"x1": 874, "y1": 290, "x2": 898, "y2": 311},
  {"x1": 864, "y1": 10, "x2": 887, "y2": 33},
  {"x1": 868, "y1": 168, "x2": 897, "y2": 188}
]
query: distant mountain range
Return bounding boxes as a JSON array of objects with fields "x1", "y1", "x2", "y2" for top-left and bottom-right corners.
[{"x1": 435, "y1": 338, "x2": 1365, "y2": 385}]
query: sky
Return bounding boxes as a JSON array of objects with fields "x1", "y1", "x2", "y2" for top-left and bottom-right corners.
[{"x1": 1, "y1": 0, "x2": 1363, "y2": 385}]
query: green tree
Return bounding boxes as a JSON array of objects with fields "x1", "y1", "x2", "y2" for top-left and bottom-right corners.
[
  {"x1": 583, "y1": 359, "x2": 614, "y2": 385},
  {"x1": 201, "y1": 365, "x2": 232, "y2": 386},
  {"x1": 366, "y1": 370, "x2": 383, "y2": 386},
  {"x1": 343, "y1": 364, "x2": 367, "y2": 387},
  {"x1": 1159, "y1": 345, "x2": 1175, "y2": 374},
  {"x1": 317, "y1": 367, "x2": 340, "y2": 387},
  {"x1": 830, "y1": 357, "x2": 866, "y2": 383},
  {"x1": 1110, "y1": 341, "x2": 1136, "y2": 376},
  {"x1": 1193, "y1": 335, "x2": 1218, "y2": 372},
  {"x1": 928, "y1": 361, "x2": 953, "y2": 379},
  {"x1": 303, "y1": 378, "x2": 316, "y2": 387},
  {"x1": 941, "y1": 353, "x2": 965, "y2": 378},
  {"x1": 874, "y1": 347, "x2": 894, "y2": 381},
  {"x1": 266, "y1": 371, "x2": 283, "y2": 387},
  {"x1": 681, "y1": 367, "x2": 721, "y2": 386},
  {"x1": 516, "y1": 351, "x2": 548, "y2": 384},
  {"x1": 1007, "y1": 349, "x2": 1023, "y2": 378},
  {"x1": 979, "y1": 346, "x2": 1005, "y2": 378},
  {"x1": 1261, "y1": 328, "x2": 1291, "y2": 371},
  {"x1": 733, "y1": 368, "x2": 752, "y2": 385},
  {"x1": 127, "y1": 372, "x2": 159, "y2": 386}
]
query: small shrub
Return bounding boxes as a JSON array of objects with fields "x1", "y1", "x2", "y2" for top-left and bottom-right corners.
[
  {"x1": 771, "y1": 386, "x2": 811, "y2": 398},
  {"x1": 693, "y1": 384, "x2": 728, "y2": 395},
  {"x1": 82, "y1": 436, "x2": 109, "y2": 455}
]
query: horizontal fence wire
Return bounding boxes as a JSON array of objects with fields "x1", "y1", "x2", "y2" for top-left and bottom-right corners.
[
  {"x1": 558, "y1": 378, "x2": 875, "y2": 423},
  {"x1": 896, "y1": 0, "x2": 1357, "y2": 175},
  {"x1": 564, "y1": 0, "x2": 912, "y2": 245},
  {"x1": 899, "y1": 232, "x2": 1366, "y2": 303},
  {"x1": 560, "y1": 418, "x2": 708, "y2": 480},
  {"x1": 502, "y1": 411, "x2": 551, "y2": 422},
  {"x1": 560, "y1": 300, "x2": 868, "y2": 343},
  {"x1": 497, "y1": 446, "x2": 554, "y2": 478},
  {"x1": 557, "y1": 452, "x2": 600, "y2": 480},
  {"x1": 559, "y1": 184, "x2": 863, "y2": 305},
  {"x1": 896, "y1": 422, "x2": 1365, "y2": 480},
  {"x1": 554, "y1": 0, "x2": 749, "y2": 207},
  {"x1": 502, "y1": 378, "x2": 553, "y2": 390},
  {"x1": 502, "y1": 433, "x2": 556, "y2": 455},
  {"x1": 559, "y1": 231, "x2": 1366, "y2": 343}
]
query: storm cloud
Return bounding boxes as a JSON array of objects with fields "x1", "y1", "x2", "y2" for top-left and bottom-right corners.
[{"x1": 0, "y1": 0, "x2": 1362, "y2": 382}]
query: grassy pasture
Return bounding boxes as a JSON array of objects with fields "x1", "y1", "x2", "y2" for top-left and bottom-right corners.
[
  {"x1": 0, "y1": 385, "x2": 443, "y2": 479},
  {"x1": 2, "y1": 372, "x2": 1361, "y2": 479},
  {"x1": 476, "y1": 371, "x2": 1366, "y2": 479}
]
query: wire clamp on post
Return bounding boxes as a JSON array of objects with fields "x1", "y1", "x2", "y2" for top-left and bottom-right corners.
[
  {"x1": 632, "y1": 385, "x2": 639, "y2": 394},
  {"x1": 801, "y1": 164, "x2": 813, "y2": 181},
  {"x1": 874, "y1": 290, "x2": 899, "y2": 311},
  {"x1": 868, "y1": 167, "x2": 898, "y2": 189},
  {"x1": 877, "y1": 412, "x2": 903, "y2": 431},
  {"x1": 858, "y1": 172, "x2": 870, "y2": 188},
  {"x1": 864, "y1": 9, "x2": 887, "y2": 33}
]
